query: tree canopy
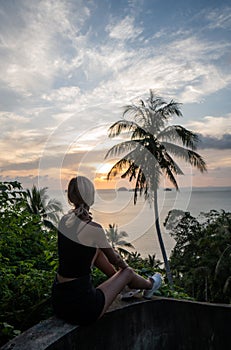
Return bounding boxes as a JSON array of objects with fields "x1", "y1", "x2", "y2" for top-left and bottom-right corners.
[{"x1": 165, "y1": 209, "x2": 231, "y2": 303}]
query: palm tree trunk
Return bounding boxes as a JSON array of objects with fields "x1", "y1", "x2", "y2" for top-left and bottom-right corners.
[{"x1": 154, "y1": 189, "x2": 174, "y2": 288}]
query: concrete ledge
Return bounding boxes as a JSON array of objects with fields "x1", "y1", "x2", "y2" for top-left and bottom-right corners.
[{"x1": 1, "y1": 298, "x2": 231, "y2": 350}]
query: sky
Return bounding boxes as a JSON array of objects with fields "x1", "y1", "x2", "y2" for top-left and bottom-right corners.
[{"x1": 0, "y1": 0, "x2": 231, "y2": 194}]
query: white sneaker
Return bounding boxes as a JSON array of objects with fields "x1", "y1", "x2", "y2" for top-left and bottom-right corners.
[{"x1": 143, "y1": 273, "x2": 162, "y2": 299}]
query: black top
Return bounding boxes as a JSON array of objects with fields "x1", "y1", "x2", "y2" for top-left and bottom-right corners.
[{"x1": 57, "y1": 215, "x2": 97, "y2": 278}]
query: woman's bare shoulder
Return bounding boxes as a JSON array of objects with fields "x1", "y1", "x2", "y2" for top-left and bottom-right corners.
[{"x1": 88, "y1": 221, "x2": 103, "y2": 229}]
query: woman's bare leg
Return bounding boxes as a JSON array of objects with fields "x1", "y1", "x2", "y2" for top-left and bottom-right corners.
[
  {"x1": 97, "y1": 267, "x2": 153, "y2": 318},
  {"x1": 92, "y1": 249, "x2": 117, "y2": 277}
]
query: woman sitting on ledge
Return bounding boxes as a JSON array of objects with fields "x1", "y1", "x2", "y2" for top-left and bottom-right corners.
[{"x1": 51, "y1": 176, "x2": 162, "y2": 326}]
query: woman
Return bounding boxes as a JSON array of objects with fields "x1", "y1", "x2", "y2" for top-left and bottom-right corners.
[{"x1": 52, "y1": 176, "x2": 162, "y2": 325}]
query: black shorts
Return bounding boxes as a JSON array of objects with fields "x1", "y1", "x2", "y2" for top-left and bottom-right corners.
[{"x1": 51, "y1": 274, "x2": 105, "y2": 325}]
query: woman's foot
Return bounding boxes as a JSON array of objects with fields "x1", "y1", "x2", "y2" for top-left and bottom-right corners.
[{"x1": 143, "y1": 273, "x2": 162, "y2": 299}]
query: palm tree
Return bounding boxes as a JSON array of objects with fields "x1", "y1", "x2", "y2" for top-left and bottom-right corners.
[
  {"x1": 146, "y1": 254, "x2": 162, "y2": 269},
  {"x1": 105, "y1": 90, "x2": 207, "y2": 287},
  {"x1": 105, "y1": 223, "x2": 134, "y2": 257},
  {"x1": 26, "y1": 185, "x2": 63, "y2": 229}
]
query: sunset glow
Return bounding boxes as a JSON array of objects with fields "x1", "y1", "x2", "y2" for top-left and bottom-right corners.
[{"x1": 0, "y1": 0, "x2": 230, "y2": 191}]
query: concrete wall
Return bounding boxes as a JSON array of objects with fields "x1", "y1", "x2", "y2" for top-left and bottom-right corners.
[{"x1": 1, "y1": 298, "x2": 231, "y2": 350}]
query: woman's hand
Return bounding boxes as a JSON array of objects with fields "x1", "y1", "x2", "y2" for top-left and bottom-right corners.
[{"x1": 111, "y1": 251, "x2": 129, "y2": 270}]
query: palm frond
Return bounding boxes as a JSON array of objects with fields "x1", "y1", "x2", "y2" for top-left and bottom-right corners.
[
  {"x1": 133, "y1": 168, "x2": 148, "y2": 204},
  {"x1": 145, "y1": 137, "x2": 196, "y2": 189},
  {"x1": 107, "y1": 144, "x2": 156, "y2": 201},
  {"x1": 46, "y1": 199, "x2": 62, "y2": 211},
  {"x1": 107, "y1": 142, "x2": 148, "y2": 179},
  {"x1": 117, "y1": 240, "x2": 134, "y2": 248},
  {"x1": 117, "y1": 247, "x2": 133, "y2": 257},
  {"x1": 148, "y1": 90, "x2": 165, "y2": 111},
  {"x1": 159, "y1": 100, "x2": 183, "y2": 118},
  {"x1": 163, "y1": 166, "x2": 179, "y2": 190},
  {"x1": 134, "y1": 158, "x2": 161, "y2": 201},
  {"x1": 107, "y1": 158, "x2": 134, "y2": 180},
  {"x1": 186, "y1": 150, "x2": 207, "y2": 172},
  {"x1": 158, "y1": 125, "x2": 199, "y2": 150},
  {"x1": 105, "y1": 140, "x2": 140, "y2": 159},
  {"x1": 26, "y1": 185, "x2": 63, "y2": 225},
  {"x1": 116, "y1": 230, "x2": 129, "y2": 238},
  {"x1": 160, "y1": 148, "x2": 184, "y2": 176},
  {"x1": 122, "y1": 145, "x2": 154, "y2": 183},
  {"x1": 108, "y1": 120, "x2": 145, "y2": 138},
  {"x1": 39, "y1": 187, "x2": 49, "y2": 202},
  {"x1": 161, "y1": 142, "x2": 207, "y2": 172},
  {"x1": 131, "y1": 126, "x2": 149, "y2": 140},
  {"x1": 105, "y1": 224, "x2": 133, "y2": 249},
  {"x1": 148, "y1": 146, "x2": 180, "y2": 189},
  {"x1": 123, "y1": 104, "x2": 148, "y2": 126}
]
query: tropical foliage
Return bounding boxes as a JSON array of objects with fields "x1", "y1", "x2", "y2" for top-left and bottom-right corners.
[
  {"x1": 26, "y1": 185, "x2": 63, "y2": 229},
  {"x1": 1, "y1": 181, "x2": 230, "y2": 347},
  {"x1": 105, "y1": 90, "x2": 207, "y2": 286},
  {"x1": 0, "y1": 181, "x2": 59, "y2": 346},
  {"x1": 105, "y1": 223, "x2": 134, "y2": 256},
  {"x1": 165, "y1": 209, "x2": 231, "y2": 303}
]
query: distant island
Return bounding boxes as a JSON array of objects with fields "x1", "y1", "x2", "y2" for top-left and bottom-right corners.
[
  {"x1": 116, "y1": 187, "x2": 173, "y2": 192},
  {"x1": 117, "y1": 187, "x2": 129, "y2": 191}
]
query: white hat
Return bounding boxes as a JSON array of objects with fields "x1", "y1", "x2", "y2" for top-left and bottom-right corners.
[{"x1": 76, "y1": 176, "x2": 95, "y2": 207}]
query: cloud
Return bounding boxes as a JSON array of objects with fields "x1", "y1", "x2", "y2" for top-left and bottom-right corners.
[
  {"x1": 205, "y1": 7, "x2": 231, "y2": 30},
  {"x1": 1, "y1": 0, "x2": 231, "y2": 190},
  {"x1": 86, "y1": 33, "x2": 231, "y2": 105},
  {"x1": 1, "y1": 0, "x2": 230, "y2": 109},
  {"x1": 106, "y1": 15, "x2": 143, "y2": 41},
  {"x1": 200, "y1": 148, "x2": 231, "y2": 170},
  {"x1": 0, "y1": 0, "x2": 90, "y2": 95},
  {"x1": 0, "y1": 111, "x2": 30, "y2": 130},
  {"x1": 185, "y1": 115, "x2": 231, "y2": 138},
  {"x1": 198, "y1": 134, "x2": 231, "y2": 150},
  {"x1": 164, "y1": 36, "x2": 231, "y2": 103},
  {"x1": 42, "y1": 86, "x2": 81, "y2": 103},
  {"x1": 1, "y1": 142, "x2": 109, "y2": 173}
]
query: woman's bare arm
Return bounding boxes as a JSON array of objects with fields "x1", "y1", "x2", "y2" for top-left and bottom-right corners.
[{"x1": 101, "y1": 247, "x2": 128, "y2": 269}]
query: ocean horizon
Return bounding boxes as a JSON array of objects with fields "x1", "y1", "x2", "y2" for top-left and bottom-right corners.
[{"x1": 49, "y1": 186, "x2": 231, "y2": 261}]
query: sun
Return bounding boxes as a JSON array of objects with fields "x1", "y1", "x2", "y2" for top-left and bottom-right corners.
[
  {"x1": 93, "y1": 162, "x2": 115, "y2": 189},
  {"x1": 96, "y1": 162, "x2": 113, "y2": 174}
]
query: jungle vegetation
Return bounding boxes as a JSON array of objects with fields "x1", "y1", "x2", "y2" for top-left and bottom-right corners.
[{"x1": 0, "y1": 181, "x2": 230, "y2": 346}]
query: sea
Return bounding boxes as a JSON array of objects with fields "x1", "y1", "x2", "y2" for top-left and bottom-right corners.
[{"x1": 49, "y1": 187, "x2": 231, "y2": 261}]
